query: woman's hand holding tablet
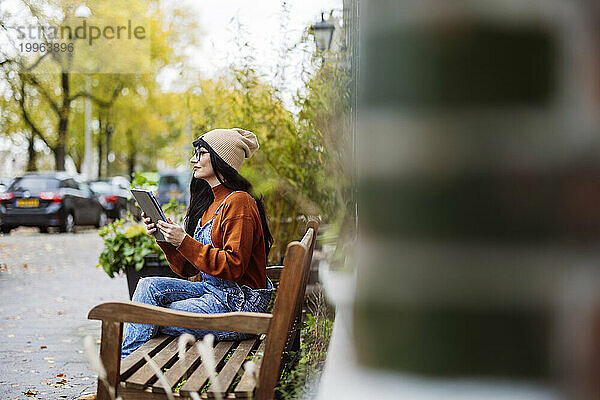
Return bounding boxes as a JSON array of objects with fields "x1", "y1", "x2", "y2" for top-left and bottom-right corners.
[
  {"x1": 130, "y1": 189, "x2": 168, "y2": 242},
  {"x1": 156, "y1": 218, "x2": 187, "y2": 247}
]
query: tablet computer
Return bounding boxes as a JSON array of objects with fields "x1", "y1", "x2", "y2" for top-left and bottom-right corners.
[{"x1": 130, "y1": 189, "x2": 168, "y2": 242}]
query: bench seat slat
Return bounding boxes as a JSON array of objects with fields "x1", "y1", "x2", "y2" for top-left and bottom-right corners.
[
  {"x1": 179, "y1": 341, "x2": 234, "y2": 397},
  {"x1": 151, "y1": 340, "x2": 203, "y2": 393},
  {"x1": 125, "y1": 336, "x2": 180, "y2": 389},
  {"x1": 233, "y1": 339, "x2": 266, "y2": 397},
  {"x1": 208, "y1": 338, "x2": 257, "y2": 398},
  {"x1": 118, "y1": 384, "x2": 183, "y2": 399},
  {"x1": 120, "y1": 335, "x2": 173, "y2": 381}
]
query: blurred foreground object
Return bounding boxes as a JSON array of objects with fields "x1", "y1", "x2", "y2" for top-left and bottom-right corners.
[{"x1": 323, "y1": 0, "x2": 600, "y2": 399}]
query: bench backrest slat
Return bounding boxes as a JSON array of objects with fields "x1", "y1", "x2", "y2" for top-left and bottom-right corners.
[
  {"x1": 256, "y1": 221, "x2": 318, "y2": 399},
  {"x1": 266, "y1": 265, "x2": 283, "y2": 281},
  {"x1": 294, "y1": 221, "x2": 319, "y2": 345}
]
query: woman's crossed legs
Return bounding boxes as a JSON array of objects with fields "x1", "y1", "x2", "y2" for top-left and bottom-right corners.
[{"x1": 120, "y1": 276, "x2": 234, "y2": 359}]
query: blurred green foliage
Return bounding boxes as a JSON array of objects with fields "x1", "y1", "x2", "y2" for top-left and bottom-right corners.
[
  {"x1": 275, "y1": 287, "x2": 334, "y2": 399},
  {"x1": 130, "y1": 172, "x2": 158, "y2": 189}
]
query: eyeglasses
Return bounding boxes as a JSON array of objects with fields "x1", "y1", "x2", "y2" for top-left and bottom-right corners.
[{"x1": 191, "y1": 148, "x2": 210, "y2": 160}]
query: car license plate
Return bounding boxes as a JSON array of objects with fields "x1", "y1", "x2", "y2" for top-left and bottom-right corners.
[{"x1": 16, "y1": 199, "x2": 39, "y2": 208}]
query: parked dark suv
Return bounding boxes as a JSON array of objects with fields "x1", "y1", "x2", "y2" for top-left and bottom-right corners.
[
  {"x1": 0, "y1": 172, "x2": 107, "y2": 234},
  {"x1": 156, "y1": 172, "x2": 190, "y2": 206},
  {"x1": 90, "y1": 180, "x2": 139, "y2": 220}
]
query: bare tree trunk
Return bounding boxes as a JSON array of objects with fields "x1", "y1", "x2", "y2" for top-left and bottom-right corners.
[
  {"x1": 97, "y1": 128, "x2": 103, "y2": 179},
  {"x1": 106, "y1": 124, "x2": 113, "y2": 178},
  {"x1": 73, "y1": 155, "x2": 82, "y2": 173},
  {"x1": 55, "y1": 72, "x2": 71, "y2": 171},
  {"x1": 16, "y1": 74, "x2": 52, "y2": 170},
  {"x1": 128, "y1": 153, "x2": 136, "y2": 180},
  {"x1": 126, "y1": 129, "x2": 136, "y2": 179},
  {"x1": 26, "y1": 131, "x2": 37, "y2": 171}
]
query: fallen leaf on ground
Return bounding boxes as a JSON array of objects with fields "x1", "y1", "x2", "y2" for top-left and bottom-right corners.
[
  {"x1": 24, "y1": 389, "x2": 37, "y2": 396},
  {"x1": 56, "y1": 373, "x2": 65, "y2": 377},
  {"x1": 40, "y1": 346, "x2": 47, "y2": 349}
]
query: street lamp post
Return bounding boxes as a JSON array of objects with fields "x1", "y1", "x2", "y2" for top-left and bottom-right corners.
[
  {"x1": 311, "y1": 12, "x2": 335, "y2": 52},
  {"x1": 74, "y1": 3, "x2": 91, "y2": 18},
  {"x1": 76, "y1": 4, "x2": 93, "y2": 179}
]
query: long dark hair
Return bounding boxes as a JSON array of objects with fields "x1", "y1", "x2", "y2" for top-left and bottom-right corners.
[{"x1": 184, "y1": 137, "x2": 273, "y2": 259}]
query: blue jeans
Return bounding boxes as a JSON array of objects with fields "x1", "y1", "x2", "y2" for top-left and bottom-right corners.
[{"x1": 121, "y1": 276, "x2": 272, "y2": 359}]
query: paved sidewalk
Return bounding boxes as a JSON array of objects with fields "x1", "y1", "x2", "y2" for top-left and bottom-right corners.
[{"x1": 0, "y1": 228, "x2": 128, "y2": 399}]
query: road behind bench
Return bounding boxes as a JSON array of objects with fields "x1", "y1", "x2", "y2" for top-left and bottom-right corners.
[{"x1": 0, "y1": 228, "x2": 128, "y2": 399}]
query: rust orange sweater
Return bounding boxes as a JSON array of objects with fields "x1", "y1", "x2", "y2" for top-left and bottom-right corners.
[{"x1": 157, "y1": 184, "x2": 267, "y2": 289}]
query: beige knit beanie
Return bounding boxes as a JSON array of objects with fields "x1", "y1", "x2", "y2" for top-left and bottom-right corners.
[{"x1": 199, "y1": 128, "x2": 259, "y2": 171}]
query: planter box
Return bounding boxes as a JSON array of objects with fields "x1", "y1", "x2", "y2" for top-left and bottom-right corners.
[{"x1": 125, "y1": 254, "x2": 180, "y2": 299}]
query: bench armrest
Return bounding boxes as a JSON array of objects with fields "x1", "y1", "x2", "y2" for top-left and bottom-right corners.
[{"x1": 88, "y1": 301, "x2": 272, "y2": 335}]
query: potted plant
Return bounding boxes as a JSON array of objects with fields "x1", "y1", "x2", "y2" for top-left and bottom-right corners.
[
  {"x1": 96, "y1": 173, "x2": 190, "y2": 298},
  {"x1": 97, "y1": 218, "x2": 179, "y2": 299}
]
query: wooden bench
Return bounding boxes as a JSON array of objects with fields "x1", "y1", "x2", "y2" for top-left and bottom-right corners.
[{"x1": 88, "y1": 220, "x2": 319, "y2": 400}]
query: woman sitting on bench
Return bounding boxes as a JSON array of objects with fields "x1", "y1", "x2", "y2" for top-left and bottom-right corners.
[{"x1": 121, "y1": 128, "x2": 274, "y2": 359}]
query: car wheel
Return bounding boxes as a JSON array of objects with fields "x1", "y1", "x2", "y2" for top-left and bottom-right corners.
[
  {"x1": 60, "y1": 212, "x2": 75, "y2": 233},
  {"x1": 1, "y1": 226, "x2": 11, "y2": 234},
  {"x1": 118, "y1": 207, "x2": 127, "y2": 220},
  {"x1": 96, "y1": 211, "x2": 108, "y2": 228},
  {"x1": 39, "y1": 226, "x2": 49, "y2": 233}
]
